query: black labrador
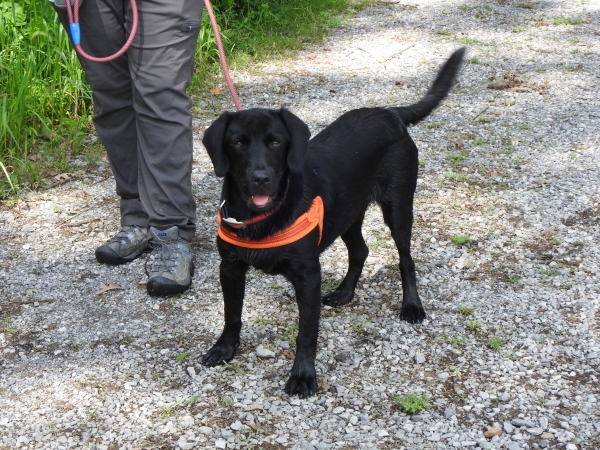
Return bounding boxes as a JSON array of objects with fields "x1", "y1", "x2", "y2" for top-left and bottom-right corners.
[{"x1": 201, "y1": 48, "x2": 466, "y2": 397}]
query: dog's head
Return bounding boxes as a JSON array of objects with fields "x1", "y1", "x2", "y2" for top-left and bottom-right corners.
[{"x1": 203, "y1": 108, "x2": 310, "y2": 211}]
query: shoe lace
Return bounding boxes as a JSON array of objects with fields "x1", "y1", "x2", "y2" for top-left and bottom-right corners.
[
  {"x1": 107, "y1": 225, "x2": 139, "y2": 245},
  {"x1": 145, "y1": 240, "x2": 179, "y2": 276}
]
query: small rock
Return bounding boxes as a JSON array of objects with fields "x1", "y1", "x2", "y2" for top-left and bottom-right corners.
[
  {"x1": 545, "y1": 399, "x2": 560, "y2": 407},
  {"x1": 538, "y1": 439, "x2": 549, "y2": 449},
  {"x1": 244, "y1": 402, "x2": 263, "y2": 411},
  {"x1": 378, "y1": 430, "x2": 389, "y2": 437},
  {"x1": 483, "y1": 427, "x2": 502, "y2": 438},
  {"x1": 177, "y1": 437, "x2": 195, "y2": 450},
  {"x1": 540, "y1": 432, "x2": 554, "y2": 440},
  {"x1": 187, "y1": 366, "x2": 196, "y2": 377},
  {"x1": 511, "y1": 418, "x2": 535, "y2": 428},
  {"x1": 539, "y1": 416, "x2": 548, "y2": 429},
  {"x1": 256, "y1": 345, "x2": 275, "y2": 358},
  {"x1": 505, "y1": 443, "x2": 521, "y2": 450},
  {"x1": 334, "y1": 352, "x2": 351, "y2": 362},
  {"x1": 527, "y1": 427, "x2": 543, "y2": 436},
  {"x1": 415, "y1": 351, "x2": 425, "y2": 364},
  {"x1": 230, "y1": 420, "x2": 243, "y2": 431},
  {"x1": 566, "y1": 444, "x2": 577, "y2": 450},
  {"x1": 444, "y1": 405, "x2": 456, "y2": 419},
  {"x1": 215, "y1": 438, "x2": 227, "y2": 449},
  {"x1": 198, "y1": 426, "x2": 212, "y2": 435},
  {"x1": 503, "y1": 422, "x2": 515, "y2": 434}
]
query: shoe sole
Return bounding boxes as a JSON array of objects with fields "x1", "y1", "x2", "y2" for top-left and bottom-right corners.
[
  {"x1": 146, "y1": 263, "x2": 195, "y2": 297},
  {"x1": 95, "y1": 246, "x2": 147, "y2": 265}
]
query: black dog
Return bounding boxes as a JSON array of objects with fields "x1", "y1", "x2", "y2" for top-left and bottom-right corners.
[{"x1": 202, "y1": 48, "x2": 466, "y2": 397}]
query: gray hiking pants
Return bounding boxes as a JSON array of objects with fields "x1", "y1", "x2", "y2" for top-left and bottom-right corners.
[{"x1": 54, "y1": 0, "x2": 203, "y2": 241}]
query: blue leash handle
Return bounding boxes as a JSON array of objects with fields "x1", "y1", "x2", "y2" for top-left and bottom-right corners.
[{"x1": 69, "y1": 23, "x2": 81, "y2": 45}]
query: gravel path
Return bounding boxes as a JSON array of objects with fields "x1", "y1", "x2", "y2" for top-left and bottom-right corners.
[{"x1": 2, "y1": 1, "x2": 599, "y2": 449}]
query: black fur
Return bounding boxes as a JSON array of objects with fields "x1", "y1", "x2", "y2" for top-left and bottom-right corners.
[{"x1": 201, "y1": 48, "x2": 466, "y2": 398}]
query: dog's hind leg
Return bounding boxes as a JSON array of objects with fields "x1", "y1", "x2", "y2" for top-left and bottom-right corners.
[
  {"x1": 322, "y1": 212, "x2": 369, "y2": 307},
  {"x1": 380, "y1": 200, "x2": 426, "y2": 324}
]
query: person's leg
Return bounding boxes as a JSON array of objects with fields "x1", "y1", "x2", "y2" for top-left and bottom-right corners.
[
  {"x1": 127, "y1": 0, "x2": 203, "y2": 242},
  {"x1": 54, "y1": 0, "x2": 147, "y2": 227},
  {"x1": 125, "y1": 0, "x2": 203, "y2": 295}
]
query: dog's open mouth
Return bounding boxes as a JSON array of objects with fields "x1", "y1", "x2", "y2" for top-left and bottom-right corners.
[{"x1": 251, "y1": 194, "x2": 271, "y2": 207}]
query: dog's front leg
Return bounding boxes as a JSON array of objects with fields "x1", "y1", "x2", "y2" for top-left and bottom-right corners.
[
  {"x1": 285, "y1": 263, "x2": 321, "y2": 398},
  {"x1": 202, "y1": 258, "x2": 248, "y2": 367}
]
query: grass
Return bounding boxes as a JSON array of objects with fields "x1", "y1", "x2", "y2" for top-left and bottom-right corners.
[
  {"x1": 222, "y1": 359, "x2": 246, "y2": 375},
  {"x1": 1, "y1": 0, "x2": 363, "y2": 199},
  {"x1": 487, "y1": 336, "x2": 503, "y2": 350},
  {"x1": 447, "y1": 150, "x2": 469, "y2": 164},
  {"x1": 458, "y1": 304, "x2": 474, "y2": 316},
  {"x1": 393, "y1": 393, "x2": 429, "y2": 414},
  {"x1": 1, "y1": 0, "x2": 93, "y2": 197},
  {"x1": 465, "y1": 318, "x2": 480, "y2": 333},
  {"x1": 3, "y1": 313, "x2": 18, "y2": 335},
  {"x1": 451, "y1": 235, "x2": 471, "y2": 245},
  {"x1": 554, "y1": 17, "x2": 581, "y2": 25},
  {"x1": 440, "y1": 335, "x2": 466, "y2": 346}
]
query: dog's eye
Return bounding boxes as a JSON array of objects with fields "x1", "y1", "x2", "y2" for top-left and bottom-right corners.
[
  {"x1": 233, "y1": 141, "x2": 243, "y2": 148},
  {"x1": 270, "y1": 140, "x2": 280, "y2": 148}
]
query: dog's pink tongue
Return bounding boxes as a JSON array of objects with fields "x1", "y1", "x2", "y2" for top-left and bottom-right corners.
[{"x1": 252, "y1": 195, "x2": 270, "y2": 206}]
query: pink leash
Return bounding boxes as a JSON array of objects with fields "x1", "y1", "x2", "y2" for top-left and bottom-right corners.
[{"x1": 66, "y1": 0, "x2": 242, "y2": 111}]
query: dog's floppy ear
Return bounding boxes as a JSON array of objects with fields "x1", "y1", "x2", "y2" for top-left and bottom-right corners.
[
  {"x1": 279, "y1": 108, "x2": 310, "y2": 172},
  {"x1": 202, "y1": 112, "x2": 233, "y2": 177}
]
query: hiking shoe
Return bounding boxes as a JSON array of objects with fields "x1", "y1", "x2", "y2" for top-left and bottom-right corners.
[
  {"x1": 146, "y1": 226, "x2": 194, "y2": 297},
  {"x1": 95, "y1": 225, "x2": 149, "y2": 265}
]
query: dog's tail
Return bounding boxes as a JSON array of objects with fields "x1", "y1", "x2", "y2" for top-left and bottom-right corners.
[{"x1": 389, "y1": 47, "x2": 466, "y2": 126}]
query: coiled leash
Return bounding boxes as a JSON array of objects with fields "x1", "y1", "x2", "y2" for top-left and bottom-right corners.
[{"x1": 62, "y1": 0, "x2": 242, "y2": 110}]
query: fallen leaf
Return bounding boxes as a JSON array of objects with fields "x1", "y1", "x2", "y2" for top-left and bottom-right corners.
[
  {"x1": 485, "y1": 168, "x2": 499, "y2": 177},
  {"x1": 0, "y1": 263, "x2": 9, "y2": 268},
  {"x1": 454, "y1": 139, "x2": 465, "y2": 150},
  {"x1": 209, "y1": 86, "x2": 222, "y2": 95},
  {"x1": 177, "y1": 338, "x2": 183, "y2": 348},
  {"x1": 95, "y1": 280, "x2": 121, "y2": 295},
  {"x1": 581, "y1": 19, "x2": 591, "y2": 24},
  {"x1": 53, "y1": 173, "x2": 71, "y2": 182},
  {"x1": 282, "y1": 350, "x2": 296, "y2": 360},
  {"x1": 307, "y1": 54, "x2": 316, "y2": 60},
  {"x1": 28, "y1": 154, "x2": 42, "y2": 162},
  {"x1": 541, "y1": 228, "x2": 556, "y2": 240},
  {"x1": 329, "y1": 89, "x2": 337, "y2": 93}
]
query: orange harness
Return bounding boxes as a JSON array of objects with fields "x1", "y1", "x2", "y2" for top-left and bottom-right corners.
[{"x1": 217, "y1": 196, "x2": 324, "y2": 249}]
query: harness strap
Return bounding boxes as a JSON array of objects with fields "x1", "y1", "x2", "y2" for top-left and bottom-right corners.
[{"x1": 217, "y1": 196, "x2": 324, "y2": 249}]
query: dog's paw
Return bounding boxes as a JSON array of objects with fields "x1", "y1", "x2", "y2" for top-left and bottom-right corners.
[
  {"x1": 322, "y1": 289, "x2": 353, "y2": 307},
  {"x1": 285, "y1": 372, "x2": 318, "y2": 398},
  {"x1": 202, "y1": 343, "x2": 238, "y2": 367},
  {"x1": 400, "y1": 303, "x2": 427, "y2": 324}
]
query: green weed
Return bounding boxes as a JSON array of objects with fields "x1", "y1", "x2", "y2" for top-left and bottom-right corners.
[
  {"x1": 554, "y1": 17, "x2": 581, "y2": 25},
  {"x1": 487, "y1": 336, "x2": 503, "y2": 350},
  {"x1": 465, "y1": 318, "x2": 480, "y2": 333},
  {"x1": 451, "y1": 235, "x2": 471, "y2": 245},
  {"x1": 458, "y1": 304, "x2": 474, "y2": 316},
  {"x1": 393, "y1": 393, "x2": 429, "y2": 414}
]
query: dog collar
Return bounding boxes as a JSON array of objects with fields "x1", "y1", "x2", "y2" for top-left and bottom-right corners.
[{"x1": 217, "y1": 196, "x2": 324, "y2": 249}]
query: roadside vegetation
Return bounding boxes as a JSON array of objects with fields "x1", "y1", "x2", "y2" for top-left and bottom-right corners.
[{"x1": 0, "y1": 0, "x2": 372, "y2": 199}]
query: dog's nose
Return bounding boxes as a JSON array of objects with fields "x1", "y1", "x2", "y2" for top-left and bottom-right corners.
[{"x1": 251, "y1": 170, "x2": 270, "y2": 186}]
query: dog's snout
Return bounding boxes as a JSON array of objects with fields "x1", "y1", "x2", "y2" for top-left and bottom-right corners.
[{"x1": 252, "y1": 170, "x2": 271, "y2": 186}]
